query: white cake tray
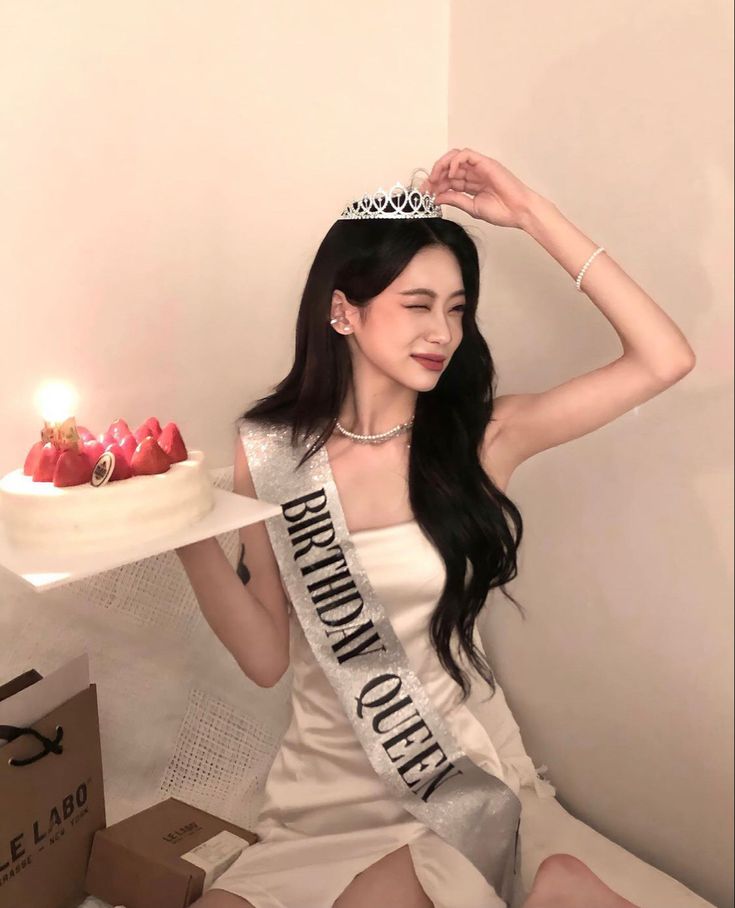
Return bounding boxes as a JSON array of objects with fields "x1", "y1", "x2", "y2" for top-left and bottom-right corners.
[{"x1": 0, "y1": 489, "x2": 282, "y2": 593}]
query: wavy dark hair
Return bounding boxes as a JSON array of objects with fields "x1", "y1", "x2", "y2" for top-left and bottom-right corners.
[{"x1": 236, "y1": 188, "x2": 525, "y2": 703}]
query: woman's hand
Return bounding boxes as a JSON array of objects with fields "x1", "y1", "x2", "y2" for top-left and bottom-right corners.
[{"x1": 419, "y1": 147, "x2": 545, "y2": 229}]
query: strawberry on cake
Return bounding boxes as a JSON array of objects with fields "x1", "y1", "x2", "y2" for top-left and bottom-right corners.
[{"x1": 0, "y1": 416, "x2": 214, "y2": 554}]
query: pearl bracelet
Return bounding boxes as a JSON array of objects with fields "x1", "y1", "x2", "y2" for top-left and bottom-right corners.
[{"x1": 575, "y1": 246, "x2": 606, "y2": 292}]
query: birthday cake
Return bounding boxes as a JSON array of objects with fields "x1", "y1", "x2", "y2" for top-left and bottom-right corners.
[{"x1": 0, "y1": 415, "x2": 214, "y2": 554}]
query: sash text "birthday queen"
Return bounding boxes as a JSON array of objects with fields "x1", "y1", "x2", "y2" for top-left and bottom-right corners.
[{"x1": 282, "y1": 488, "x2": 463, "y2": 803}]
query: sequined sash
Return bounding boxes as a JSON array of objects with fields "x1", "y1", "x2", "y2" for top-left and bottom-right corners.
[{"x1": 239, "y1": 419, "x2": 521, "y2": 901}]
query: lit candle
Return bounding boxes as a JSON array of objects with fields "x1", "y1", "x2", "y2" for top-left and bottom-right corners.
[{"x1": 34, "y1": 380, "x2": 80, "y2": 451}]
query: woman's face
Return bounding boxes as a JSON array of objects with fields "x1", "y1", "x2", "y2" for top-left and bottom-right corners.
[{"x1": 334, "y1": 245, "x2": 466, "y2": 389}]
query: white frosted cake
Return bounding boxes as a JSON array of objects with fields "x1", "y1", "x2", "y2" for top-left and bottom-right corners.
[{"x1": 0, "y1": 416, "x2": 214, "y2": 555}]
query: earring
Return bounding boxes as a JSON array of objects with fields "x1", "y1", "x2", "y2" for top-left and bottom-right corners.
[{"x1": 329, "y1": 317, "x2": 352, "y2": 333}]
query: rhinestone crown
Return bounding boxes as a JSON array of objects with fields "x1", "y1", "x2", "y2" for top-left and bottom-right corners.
[{"x1": 337, "y1": 169, "x2": 443, "y2": 220}]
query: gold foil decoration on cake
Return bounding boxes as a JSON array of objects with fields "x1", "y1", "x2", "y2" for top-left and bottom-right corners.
[{"x1": 43, "y1": 416, "x2": 80, "y2": 451}]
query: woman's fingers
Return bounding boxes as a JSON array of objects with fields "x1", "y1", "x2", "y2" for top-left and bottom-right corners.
[
  {"x1": 420, "y1": 149, "x2": 486, "y2": 195},
  {"x1": 448, "y1": 148, "x2": 483, "y2": 179},
  {"x1": 425, "y1": 172, "x2": 483, "y2": 196},
  {"x1": 427, "y1": 148, "x2": 462, "y2": 186}
]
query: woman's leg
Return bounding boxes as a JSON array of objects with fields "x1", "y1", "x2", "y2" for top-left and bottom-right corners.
[
  {"x1": 186, "y1": 844, "x2": 433, "y2": 908},
  {"x1": 333, "y1": 843, "x2": 434, "y2": 908},
  {"x1": 188, "y1": 850, "x2": 643, "y2": 908},
  {"x1": 521, "y1": 853, "x2": 642, "y2": 908}
]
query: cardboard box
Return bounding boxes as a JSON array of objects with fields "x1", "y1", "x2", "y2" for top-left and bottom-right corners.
[{"x1": 85, "y1": 797, "x2": 259, "y2": 908}]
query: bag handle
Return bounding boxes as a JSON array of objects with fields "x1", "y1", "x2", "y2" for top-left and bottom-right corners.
[{"x1": 0, "y1": 723, "x2": 64, "y2": 767}]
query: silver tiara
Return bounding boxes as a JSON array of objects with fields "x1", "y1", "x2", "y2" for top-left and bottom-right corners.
[{"x1": 337, "y1": 170, "x2": 443, "y2": 220}]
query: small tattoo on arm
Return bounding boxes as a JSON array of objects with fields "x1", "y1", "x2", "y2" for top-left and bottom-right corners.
[{"x1": 236, "y1": 542, "x2": 251, "y2": 586}]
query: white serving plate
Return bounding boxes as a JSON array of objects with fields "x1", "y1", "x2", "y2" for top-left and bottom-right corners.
[{"x1": 0, "y1": 488, "x2": 281, "y2": 592}]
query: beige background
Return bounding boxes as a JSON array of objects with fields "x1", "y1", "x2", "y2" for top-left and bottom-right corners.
[{"x1": 0, "y1": 2, "x2": 732, "y2": 905}]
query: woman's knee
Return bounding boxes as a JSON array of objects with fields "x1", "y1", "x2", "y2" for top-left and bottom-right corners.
[
  {"x1": 528, "y1": 852, "x2": 641, "y2": 908},
  {"x1": 333, "y1": 843, "x2": 433, "y2": 907},
  {"x1": 534, "y1": 852, "x2": 589, "y2": 881},
  {"x1": 189, "y1": 888, "x2": 258, "y2": 908},
  {"x1": 529, "y1": 851, "x2": 595, "y2": 897}
]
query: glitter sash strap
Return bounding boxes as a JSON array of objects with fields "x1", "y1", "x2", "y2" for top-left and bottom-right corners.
[{"x1": 239, "y1": 419, "x2": 522, "y2": 901}]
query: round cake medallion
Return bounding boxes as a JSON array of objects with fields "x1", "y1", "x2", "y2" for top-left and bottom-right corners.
[{"x1": 91, "y1": 452, "x2": 115, "y2": 487}]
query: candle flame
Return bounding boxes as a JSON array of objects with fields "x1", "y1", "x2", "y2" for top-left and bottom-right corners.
[{"x1": 34, "y1": 380, "x2": 79, "y2": 424}]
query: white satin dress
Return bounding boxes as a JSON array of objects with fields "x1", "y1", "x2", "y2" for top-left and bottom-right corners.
[{"x1": 210, "y1": 519, "x2": 554, "y2": 908}]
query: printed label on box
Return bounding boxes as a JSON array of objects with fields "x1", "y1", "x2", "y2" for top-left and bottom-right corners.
[{"x1": 180, "y1": 830, "x2": 251, "y2": 890}]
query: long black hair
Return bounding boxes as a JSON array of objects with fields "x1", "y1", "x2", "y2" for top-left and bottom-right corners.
[{"x1": 236, "y1": 188, "x2": 525, "y2": 703}]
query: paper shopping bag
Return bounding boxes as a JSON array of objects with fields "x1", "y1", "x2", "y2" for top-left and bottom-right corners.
[{"x1": 0, "y1": 682, "x2": 106, "y2": 908}]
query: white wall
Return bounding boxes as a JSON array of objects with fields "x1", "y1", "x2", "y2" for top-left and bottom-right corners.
[
  {"x1": 453, "y1": 4, "x2": 734, "y2": 906},
  {"x1": 1, "y1": 2, "x2": 731, "y2": 905},
  {"x1": 0, "y1": 0, "x2": 449, "y2": 474}
]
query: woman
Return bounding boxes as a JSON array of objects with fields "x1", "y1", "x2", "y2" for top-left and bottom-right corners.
[{"x1": 176, "y1": 147, "x2": 695, "y2": 908}]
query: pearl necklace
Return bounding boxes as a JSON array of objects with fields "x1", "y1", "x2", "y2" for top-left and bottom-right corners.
[{"x1": 335, "y1": 415, "x2": 415, "y2": 444}]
